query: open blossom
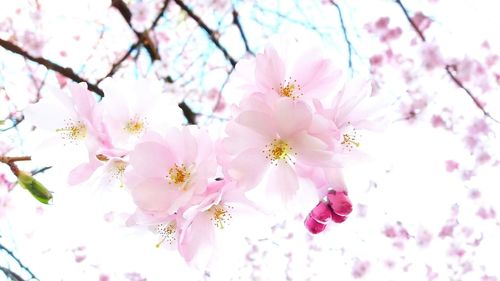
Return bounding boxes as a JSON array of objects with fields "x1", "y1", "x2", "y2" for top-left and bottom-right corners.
[
  {"x1": 222, "y1": 94, "x2": 334, "y2": 203},
  {"x1": 130, "y1": 1, "x2": 151, "y2": 32},
  {"x1": 99, "y1": 78, "x2": 184, "y2": 153},
  {"x1": 312, "y1": 78, "x2": 389, "y2": 159},
  {"x1": 23, "y1": 82, "x2": 111, "y2": 184},
  {"x1": 229, "y1": 37, "x2": 343, "y2": 104},
  {"x1": 177, "y1": 180, "x2": 258, "y2": 265},
  {"x1": 125, "y1": 126, "x2": 217, "y2": 216}
]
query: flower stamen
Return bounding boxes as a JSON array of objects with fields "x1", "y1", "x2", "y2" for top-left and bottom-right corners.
[
  {"x1": 56, "y1": 120, "x2": 87, "y2": 143},
  {"x1": 167, "y1": 164, "x2": 191, "y2": 190},
  {"x1": 124, "y1": 116, "x2": 146, "y2": 135},
  {"x1": 210, "y1": 204, "x2": 232, "y2": 229},
  {"x1": 263, "y1": 139, "x2": 296, "y2": 165},
  {"x1": 155, "y1": 221, "x2": 176, "y2": 247}
]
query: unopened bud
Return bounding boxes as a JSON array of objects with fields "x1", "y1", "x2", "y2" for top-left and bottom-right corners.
[
  {"x1": 310, "y1": 201, "x2": 332, "y2": 223},
  {"x1": 304, "y1": 214, "x2": 327, "y2": 234},
  {"x1": 17, "y1": 171, "x2": 53, "y2": 204},
  {"x1": 327, "y1": 190, "x2": 352, "y2": 216}
]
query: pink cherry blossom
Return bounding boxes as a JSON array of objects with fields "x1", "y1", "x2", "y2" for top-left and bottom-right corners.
[
  {"x1": 99, "y1": 78, "x2": 184, "y2": 153},
  {"x1": 222, "y1": 95, "x2": 333, "y2": 203},
  {"x1": 230, "y1": 38, "x2": 344, "y2": 104},
  {"x1": 179, "y1": 180, "x2": 260, "y2": 265},
  {"x1": 23, "y1": 82, "x2": 111, "y2": 185},
  {"x1": 125, "y1": 126, "x2": 217, "y2": 215}
]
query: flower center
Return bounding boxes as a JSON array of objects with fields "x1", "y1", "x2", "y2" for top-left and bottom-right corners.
[
  {"x1": 210, "y1": 204, "x2": 232, "y2": 229},
  {"x1": 341, "y1": 124, "x2": 361, "y2": 151},
  {"x1": 56, "y1": 120, "x2": 87, "y2": 142},
  {"x1": 124, "y1": 117, "x2": 145, "y2": 135},
  {"x1": 276, "y1": 78, "x2": 302, "y2": 100},
  {"x1": 167, "y1": 164, "x2": 191, "y2": 187},
  {"x1": 155, "y1": 221, "x2": 176, "y2": 247},
  {"x1": 263, "y1": 138, "x2": 296, "y2": 164}
]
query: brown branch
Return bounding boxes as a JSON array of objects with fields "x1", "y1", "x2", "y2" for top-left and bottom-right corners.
[
  {"x1": 174, "y1": 0, "x2": 237, "y2": 67},
  {"x1": 232, "y1": 8, "x2": 254, "y2": 55},
  {"x1": 329, "y1": 0, "x2": 353, "y2": 69},
  {"x1": 0, "y1": 38, "x2": 104, "y2": 97},
  {"x1": 179, "y1": 101, "x2": 197, "y2": 125},
  {"x1": 111, "y1": 0, "x2": 161, "y2": 61},
  {"x1": 395, "y1": 0, "x2": 499, "y2": 123},
  {"x1": 96, "y1": 42, "x2": 140, "y2": 85}
]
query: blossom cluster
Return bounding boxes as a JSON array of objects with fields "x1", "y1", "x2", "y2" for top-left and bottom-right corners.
[{"x1": 23, "y1": 38, "x2": 386, "y2": 265}]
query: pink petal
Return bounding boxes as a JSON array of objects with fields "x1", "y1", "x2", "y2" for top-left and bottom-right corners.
[
  {"x1": 68, "y1": 159, "x2": 102, "y2": 185},
  {"x1": 255, "y1": 45, "x2": 285, "y2": 94},
  {"x1": 273, "y1": 99, "x2": 312, "y2": 138},
  {"x1": 228, "y1": 148, "x2": 268, "y2": 189},
  {"x1": 236, "y1": 110, "x2": 276, "y2": 137},
  {"x1": 129, "y1": 142, "x2": 175, "y2": 179},
  {"x1": 267, "y1": 162, "x2": 299, "y2": 203},
  {"x1": 130, "y1": 178, "x2": 192, "y2": 213}
]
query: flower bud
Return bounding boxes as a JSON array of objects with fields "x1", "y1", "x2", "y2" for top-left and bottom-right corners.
[
  {"x1": 304, "y1": 214, "x2": 327, "y2": 234},
  {"x1": 327, "y1": 190, "x2": 352, "y2": 216},
  {"x1": 331, "y1": 211, "x2": 348, "y2": 223},
  {"x1": 310, "y1": 201, "x2": 332, "y2": 223},
  {"x1": 17, "y1": 171, "x2": 53, "y2": 204}
]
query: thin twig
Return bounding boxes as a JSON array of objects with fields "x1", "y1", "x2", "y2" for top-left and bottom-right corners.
[
  {"x1": 96, "y1": 42, "x2": 140, "y2": 85},
  {"x1": 111, "y1": 0, "x2": 160, "y2": 60},
  {"x1": 0, "y1": 266, "x2": 25, "y2": 281},
  {"x1": 0, "y1": 38, "x2": 104, "y2": 97},
  {"x1": 232, "y1": 8, "x2": 254, "y2": 55},
  {"x1": 173, "y1": 0, "x2": 237, "y2": 67},
  {"x1": 0, "y1": 244, "x2": 39, "y2": 281},
  {"x1": 394, "y1": 0, "x2": 499, "y2": 123},
  {"x1": 329, "y1": 1, "x2": 353, "y2": 69}
]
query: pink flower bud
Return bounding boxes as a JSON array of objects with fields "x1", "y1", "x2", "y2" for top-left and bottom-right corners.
[
  {"x1": 304, "y1": 214, "x2": 327, "y2": 234},
  {"x1": 327, "y1": 190, "x2": 353, "y2": 216},
  {"x1": 331, "y1": 211, "x2": 348, "y2": 223},
  {"x1": 310, "y1": 201, "x2": 332, "y2": 223}
]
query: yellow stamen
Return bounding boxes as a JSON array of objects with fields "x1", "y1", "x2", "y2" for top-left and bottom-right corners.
[
  {"x1": 155, "y1": 222, "x2": 176, "y2": 247},
  {"x1": 210, "y1": 204, "x2": 232, "y2": 229},
  {"x1": 275, "y1": 78, "x2": 302, "y2": 100},
  {"x1": 167, "y1": 164, "x2": 191, "y2": 188},
  {"x1": 124, "y1": 117, "x2": 145, "y2": 135},
  {"x1": 263, "y1": 139, "x2": 296, "y2": 164},
  {"x1": 56, "y1": 120, "x2": 87, "y2": 142}
]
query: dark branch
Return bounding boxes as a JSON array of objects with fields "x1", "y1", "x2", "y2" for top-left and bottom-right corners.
[
  {"x1": 232, "y1": 9, "x2": 254, "y2": 55},
  {"x1": 394, "y1": 0, "x2": 425, "y2": 42},
  {"x1": 395, "y1": 0, "x2": 499, "y2": 123},
  {"x1": 0, "y1": 38, "x2": 104, "y2": 97},
  {"x1": 111, "y1": 0, "x2": 161, "y2": 61},
  {"x1": 96, "y1": 42, "x2": 140, "y2": 85},
  {"x1": 0, "y1": 266, "x2": 25, "y2": 281},
  {"x1": 173, "y1": 0, "x2": 237, "y2": 67},
  {"x1": 179, "y1": 101, "x2": 197, "y2": 125},
  {"x1": 330, "y1": 1, "x2": 353, "y2": 69},
  {"x1": 0, "y1": 244, "x2": 38, "y2": 281}
]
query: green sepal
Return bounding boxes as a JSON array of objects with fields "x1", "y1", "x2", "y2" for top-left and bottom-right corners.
[{"x1": 17, "y1": 171, "x2": 53, "y2": 204}]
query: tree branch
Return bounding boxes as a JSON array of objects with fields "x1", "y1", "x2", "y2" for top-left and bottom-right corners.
[
  {"x1": 329, "y1": 1, "x2": 353, "y2": 69},
  {"x1": 0, "y1": 244, "x2": 39, "y2": 281},
  {"x1": 394, "y1": 0, "x2": 499, "y2": 123},
  {"x1": 173, "y1": 0, "x2": 237, "y2": 67},
  {"x1": 111, "y1": 0, "x2": 161, "y2": 61},
  {"x1": 0, "y1": 38, "x2": 104, "y2": 97},
  {"x1": 232, "y1": 8, "x2": 254, "y2": 55}
]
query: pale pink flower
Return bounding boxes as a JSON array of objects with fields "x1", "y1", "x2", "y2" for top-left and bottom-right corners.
[
  {"x1": 313, "y1": 78, "x2": 389, "y2": 160},
  {"x1": 178, "y1": 180, "x2": 259, "y2": 265},
  {"x1": 230, "y1": 38, "x2": 343, "y2": 104},
  {"x1": 99, "y1": 78, "x2": 184, "y2": 153},
  {"x1": 24, "y1": 82, "x2": 111, "y2": 185},
  {"x1": 125, "y1": 126, "x2": 217, "y2": 215},
  {"x1": 222, "y1": 95, "x2": 333, "y2": 203}
]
